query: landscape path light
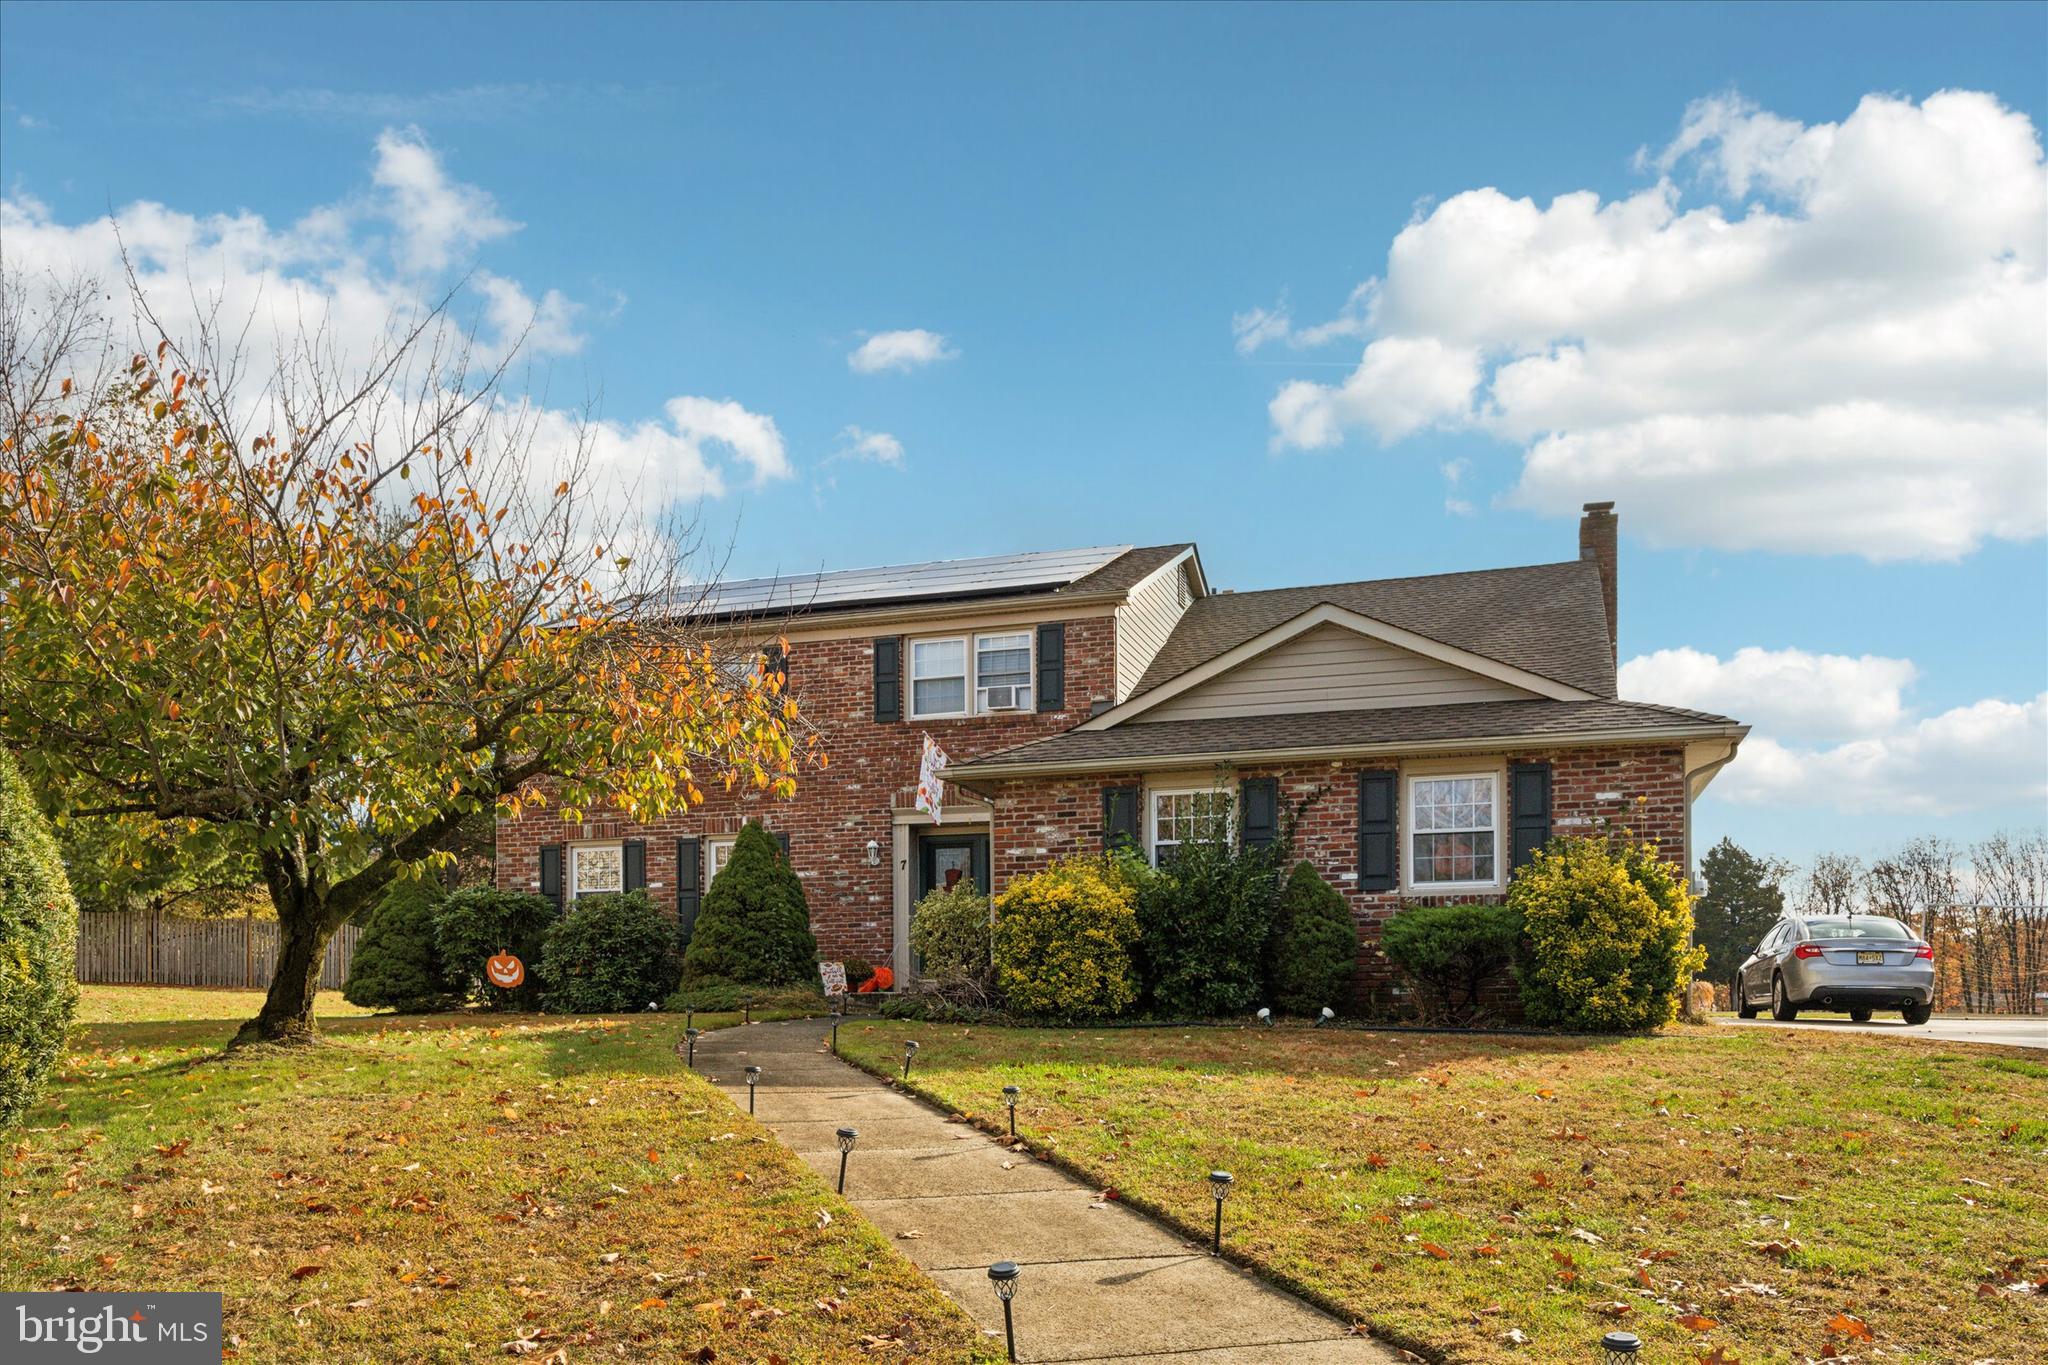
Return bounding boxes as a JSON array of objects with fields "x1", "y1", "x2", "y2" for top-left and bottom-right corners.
[
  {"x1": 1208, "y1": 1170, "x2": 1233, "y2": 1254},
  {"x1": 1601, "y1": 1331, "x2": 1642, "y2": 1363},
  {"x1": 835, "y1": 1126, "x2": 858, "y2": 1193},
  {"x1": 902, "y1": 1039, "x2": 919, "y2": 1079},
  {"x1": 684, "y1": 1026, "x2": 701, "y2": 1068},
  {"x1": 744, "y1": 1065, "x2": 761, "y2": 1114},
  {"x1": 987, "y1": 1261, "x2": 1021, "y2": 1362},
  {"x1": 1002, "y1": 1084, "x2": 1020, "y2": 1137}
]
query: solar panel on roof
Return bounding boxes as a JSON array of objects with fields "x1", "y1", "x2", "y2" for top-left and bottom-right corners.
[{"x1": 677, "y1": 544, "x2": 1132, "y2": 617}]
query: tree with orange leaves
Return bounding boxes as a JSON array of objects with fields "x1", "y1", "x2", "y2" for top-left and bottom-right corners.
[{"x1": 0, "y1": 279, "x2": 811, "y2": 1044}]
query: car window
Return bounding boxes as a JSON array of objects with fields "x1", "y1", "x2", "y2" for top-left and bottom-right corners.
[
  {"x1": 1802, "y1": 916, "x2": 1913, "y2": 941},
  {"x1": 1762, "y1": 923, "x2": 1789, "y2": 952}
]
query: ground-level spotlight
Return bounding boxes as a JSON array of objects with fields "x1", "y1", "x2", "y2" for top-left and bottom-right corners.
[
  {"x1": 685, "y1": 1026, "x2": 701, "y2": 1068},
  {"x1": 744, "y1": 1065, "x2": 761, "y2": 1114},
  {"x1": 1255, "y1": 1007, "x2": 1272, "y2": 1027},
  {"x1": 1315, "y1": 1006, "x2": 1336, "y2": 1027},
  {"x1": 1601, "y1": 1331, "x2": 1642, "y2": 1362},
  {"x1": 987, "y1": 1260, "x2": 1021, "y2": 1362},
  {"x1": 1208, "y1": 1170, "x2": 1233, "y2": 1254},
  {"x1": 902, "y1": 1039, "x2": 919, "y2": 1079},
  {"x1": 835, "y1": 1126, "x2": 859, "y2": 1193},
  {"x1": 1002, "y1": 1084, "x2": 1020, "y2": 1137}
]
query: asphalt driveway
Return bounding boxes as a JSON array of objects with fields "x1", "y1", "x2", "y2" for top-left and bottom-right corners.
[{"x1": 1721, "y1": 1014, "x2": 2048, "y2": 1050}]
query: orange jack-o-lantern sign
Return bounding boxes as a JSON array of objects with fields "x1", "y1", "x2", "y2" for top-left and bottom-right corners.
[{"x1": 486, "y1": 953, "x2": 525, "y2": 989}]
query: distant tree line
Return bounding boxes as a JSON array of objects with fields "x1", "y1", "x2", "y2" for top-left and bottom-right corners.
[{"x1": 1694, "y1": 830, "x2": 2048, "y2": 1014}]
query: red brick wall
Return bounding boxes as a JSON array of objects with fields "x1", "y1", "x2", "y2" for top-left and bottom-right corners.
[
  {"x1": 983, "y1": 743, "x2": 1691, "y2": 1014},
  {"x1": 495, "y1": 616, "x2": 1118, "y2": 963}
]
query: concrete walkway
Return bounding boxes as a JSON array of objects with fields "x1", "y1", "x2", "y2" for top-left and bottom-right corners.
[{"x1": 695, "y1": 1018, "x2": 1400, "y2": 1365}]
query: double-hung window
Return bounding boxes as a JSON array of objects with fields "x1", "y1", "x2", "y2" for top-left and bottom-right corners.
[
  {"x1": 704, "y1": 836, "x2": 736, "y2": 888},
  {"x1": 569, "y1": 842, "x2": 624, "y2": 899},
  {"x1": 1149, "y1": 787, "x2": 1232, "y2": 866},
  {"x1": 1406, "y1": 773, "x2": 1499, "y2": 890},
  {"x1": 908, "y1": 632, "x2": 1035, "y2": 719}
]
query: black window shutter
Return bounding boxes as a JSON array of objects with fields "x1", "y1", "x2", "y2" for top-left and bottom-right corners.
[
  {"x1": 1240, "y1": 777, "x2": 1279, "y2": 849},
  {"x1": 674, "y1": 838, "x2": 702, "y2": 950},
  {"x1": 623, "y1": 839, "x2": 646, "y2": 892},
  {"x1": 539, "y1": 845, "x2": 564, "y2": 908},
  {"x1": 1508, "y1": 761, "x2": 1552, "y2": 873},
  {"x1": 1357, "y1": 770, "x2": 1398, "y2": 892},
  {"x1": 873, "y1": 637, "x2": 902, "y2": 722},
  {"x1": 1101, "y1": 785, "x2": 1140, "y2": 851},
  {"x1": 773, "y1": 831, "x2": 792, "y2": 864},
  {"x1": 766, "y1": 643, "x2": 790, "y2": 695},
  {"x1": 1036, "y1": 622, "x2": 1065, "y2": 712}
]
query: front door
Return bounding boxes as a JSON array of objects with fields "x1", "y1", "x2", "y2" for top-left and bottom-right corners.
[{"x1": 913, "y1": 834, "x2": 989, "y2": 976}]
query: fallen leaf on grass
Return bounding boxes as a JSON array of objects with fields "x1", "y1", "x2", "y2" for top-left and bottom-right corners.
[
  {"x1": 1826, "y1": 1312, "x2": 1874, "y2": 1341},
  {"x1": 896, "y1": 1230, "x2": 923, "y2": 1239},
  {"x1": 287, "y1": 1265, "x2": 322, "y2": 1281},
  {"x1": 1568, "y1": 1228, "x2": 1604, "y2": 1245},
  {"x1": 1676, "y1": 1313, "x2": 1718, "y2": 1331},
  {"x1": 1420, "y1": 1242, "x2": 1450, "y2": 1260},
  {"x1": 1593, "y1": 1301, "x2": 1632, "y2": 1318},
  {"x1": 1502, "y1": 1328, "x2": 1529, "y2": 1346}
]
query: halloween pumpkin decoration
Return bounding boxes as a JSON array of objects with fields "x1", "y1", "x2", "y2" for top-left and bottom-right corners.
[{"x1": 486, "y1": 952, "x2": 525, "y2": 989}]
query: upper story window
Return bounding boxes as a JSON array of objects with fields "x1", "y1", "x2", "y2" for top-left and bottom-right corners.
[
  {"x1": 1406, "y1": 773, "x2": 1498, "y2": 890},
  {"x1": 909, "y1": 631, "x2": 1034, "y2": 719},
  {"x1": 570, "y1": 842, "x2": 624, "y2": 898},
  {"x1": 1149, "y1": 787, "x2": 1232, "y2": 866}
]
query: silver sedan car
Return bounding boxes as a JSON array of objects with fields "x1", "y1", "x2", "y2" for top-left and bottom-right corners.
[{"x1": 1735, "y1": 915, "x2": 1935, "y2": 1025}]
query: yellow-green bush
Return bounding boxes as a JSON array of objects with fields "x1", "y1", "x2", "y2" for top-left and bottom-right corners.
[
  {"x1": 1509, "y1": 834, "x2": 1704, "y2": 1031},
  {"x1": 991, "y1": 855, "x2": 1139, "y2": 1018}
]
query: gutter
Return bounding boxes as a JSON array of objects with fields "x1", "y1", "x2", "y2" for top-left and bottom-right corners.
[{"x1": 948, "y1": 722, "x2": 1752, "y2": 779}]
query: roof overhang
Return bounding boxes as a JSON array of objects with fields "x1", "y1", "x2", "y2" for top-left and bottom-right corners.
[
  {"x1": 950, "y1": 721, "x2": 1751, "y2": 780},
  {"x1": 1082, "y1": 600, "x2": 1595, "y2": 731}
]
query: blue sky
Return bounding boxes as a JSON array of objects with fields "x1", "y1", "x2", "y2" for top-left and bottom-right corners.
[{"x1": 2, "y1": 1, "x2": 2043, "y2": 879}]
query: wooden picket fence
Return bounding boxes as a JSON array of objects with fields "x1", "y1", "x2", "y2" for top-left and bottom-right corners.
[{"x1": 75, "y1": 911, "x2": 359, "y2": 990}]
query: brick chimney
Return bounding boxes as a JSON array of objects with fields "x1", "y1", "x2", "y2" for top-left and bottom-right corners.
[{"x1": 1579, "y1": 501, "x2": 1617, "y2": 661}]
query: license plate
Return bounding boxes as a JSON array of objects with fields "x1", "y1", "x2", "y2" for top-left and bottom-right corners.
[{"x1": 1856, "y1": 951, "x2": 1884, "y2": 965}]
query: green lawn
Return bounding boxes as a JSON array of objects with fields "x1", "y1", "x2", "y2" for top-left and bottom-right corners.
[
  {"x1": 839, "y1": 1019, "x2": 2048, "y2": 1364},
  {"x1": 5, "y1": 987, "x2": 995, "y2": 1363}
]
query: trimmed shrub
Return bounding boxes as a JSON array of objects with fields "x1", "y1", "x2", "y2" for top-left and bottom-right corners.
[
  {"x1": 538, "y1": 890, "x2": 682, "y2": 1014},
  {"x1": 909, "y1": 882, "x2": 993, "y2": 1001},
  {"x1": 1510, "y1": 834, "x2": 1705, "y2": 1031},
  {"x1": 344, "y1": 878, "x2": 464, "y2": 1013},
  {"x1": 1378, "y1": 901, "x2": 1517, "y2": 1021},
  {"x1": 663, "y1": 979, "x2": 825, "y2": 1014},
  {"x1": 1267, "y1": 860, "x2": 1361, "y2": 1016},
  {"x1": 681, "y1": 822, "x2": 817, "y2": 987},
  {"x1": 1, "y1": 748, "x2": 79, "y2": 1127},
  {"x1": 1134, "y1": 837, "x2": 1280, "y2": 1017},
  {"x1": 992, "y1": 855, "x2": 1139, "y2": 1019},
  {"x1": 434, "y1": 886, "x2": 559, "y2": 1010}
]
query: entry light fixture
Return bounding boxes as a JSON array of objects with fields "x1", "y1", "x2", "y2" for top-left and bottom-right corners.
[{"x1": 866, "y1": 839, "x2": 881, "y2": 866}]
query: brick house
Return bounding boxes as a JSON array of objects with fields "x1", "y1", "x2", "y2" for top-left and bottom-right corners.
[{"x1": 495, "y1": 503, "x2": 1748, "y2": 999}]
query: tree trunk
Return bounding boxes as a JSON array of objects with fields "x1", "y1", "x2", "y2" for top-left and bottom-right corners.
[{"x1": 232, "y1": 867, "x2": 336, "y2": 1046}]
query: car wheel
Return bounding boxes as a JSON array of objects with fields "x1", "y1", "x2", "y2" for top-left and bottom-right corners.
[
  {"x1": 1770, "y1": 974, "x2": 1799, "y2": 1022},
  {"x1": 1902, "y1": 1001, "x2": 1932, "y2": 1026},
  {"x1": 1735, "y1": 975, "x2": 1759, "y2": 1019},
  {"x1": 1849, "y1": 1008, "x2": 1872, "y2": 1022}
]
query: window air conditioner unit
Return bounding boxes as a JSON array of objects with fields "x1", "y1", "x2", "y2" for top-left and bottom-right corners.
[{"x1": 979, "y1": 685, "x2": 1028, "y2": 712}]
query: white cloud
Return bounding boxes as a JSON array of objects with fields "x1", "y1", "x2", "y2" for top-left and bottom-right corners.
[
  {"x1": 1233, "y1": 283, "x2": 1373, "y2": 355},
  {"x1": 835, "y1": 426, "x2": 905, "y2": 468},
  {"x1": 1, "y1": 129, "x2": 788, "y2": 521},
  {"x1": 1623, "y1": 645, "x2": 2046, "y2": 816},
  {"x1": 1254, "y1": 89, "x2": 2048, "y2": 561},
  {"x1": 371, "y1": 127, "x2": 516, "y2": 273},
  {"x1": 847, "y1": 328, "x2": 956, "y2": 374}
]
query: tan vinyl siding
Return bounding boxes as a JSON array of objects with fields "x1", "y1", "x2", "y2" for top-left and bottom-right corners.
[
  {"x1": 1114, "y1": 560, "x2": 1191, "y2": 702},
  {"x1": 1134, "y1": 623, "x2": 1538, "y2": 723}
]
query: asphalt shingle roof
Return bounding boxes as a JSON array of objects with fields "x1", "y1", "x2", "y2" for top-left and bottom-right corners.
[
  {"x1": 1066, "y1": 544, "x2": 1193, "y2": 596},
  {"x1": 949, "y1": 699, "x2": 1741, "y2": 774},
  {"x1": 1131, "y1": 559, "x2": 1617, "y2": 701}
]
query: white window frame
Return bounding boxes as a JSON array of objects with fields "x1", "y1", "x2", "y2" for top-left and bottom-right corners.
[
  {"x1": 568, "y1": 840, "x2": 626, "y2": 899},
  {"x1": 907, "y1": 630, "x2": 1036, "y2": 720},
  {"x1": 1402, "y1": 769, "x2": 1503, "y2": 894},
  {"x1": 1147, "y1": 785, "x2": 1234, "y2": 867},
  {"x1": 704, "y1": 835, "x2": 736, "y2": 888}
]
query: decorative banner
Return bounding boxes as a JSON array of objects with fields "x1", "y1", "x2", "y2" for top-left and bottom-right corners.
[
  {"x1": 819, "y1": 961, "x2": 848, "y2": 997},
  {"x1": 915, "y1": 733, "x2": 949, "y2": 824},
  {"x1": 486, "y1": 953, "x2": 526, "y2": 989}
]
